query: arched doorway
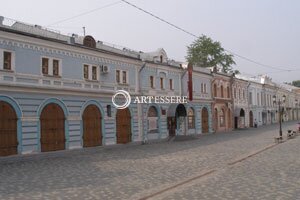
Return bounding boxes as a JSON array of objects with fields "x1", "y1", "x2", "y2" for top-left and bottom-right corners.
[
  {"x1": 249, "y1": 111, "x2": 254, "y2": 127},
  {"x1": 116, "y1": 108, "x2": 131, "y2": 144},
  {"x1": 148, "y1": 106, "x2": 159, "y2": 133},
  {"x1": 40, "y1": 103, "x2": 65, "y2": 152},
  {"x1": 0, "y1": 101, "x2": 18, "y2": 156},
  {"x1": 239, "y1": 109, "x2": 245, "y2": 128},
  {"x1": 82, "y1": 105, "x2": 102, "y2": 147},
  {"x1": 201, "y1": 107, "x2": 209, "y2": 133},
  {"x1": 175, "y1": 104, "x2": 187, "y2": 135}
]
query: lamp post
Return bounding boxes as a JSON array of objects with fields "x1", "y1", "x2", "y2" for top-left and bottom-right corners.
[
  {"x1": 295, "y1": 99, "x2": 298, "y2": 120},
  {"x1": 273, "y1": 95, "x2": 286, "y2": 138}
]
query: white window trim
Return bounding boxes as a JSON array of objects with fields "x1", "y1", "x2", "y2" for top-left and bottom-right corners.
[
  {"x1": 0, "y1": 49, "x2": 15, "y2": 71},
  {"x1": 41, "y1": 56, "x2": 62, "y2": 77},
  {"x1": 115, "y1": 69, "x2": 128, "y2": 84},
  {"x1": 91, "y1": 65, "x2": 99, "y2": 81},
  {"x1": 82, "y1": 64, "x2": 99, "y2": 81}
]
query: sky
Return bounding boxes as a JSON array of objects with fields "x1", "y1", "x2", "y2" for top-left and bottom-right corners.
[{"x1": 1, "y1": 0, "x2": 300, "y2": 83}]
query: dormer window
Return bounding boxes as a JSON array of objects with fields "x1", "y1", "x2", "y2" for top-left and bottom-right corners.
[
  {"x1": 83, "y1": 35, "x2": 96, "y2": 48},
  {"x1": 160, "y1": 55, "x2": 163, "y2": 63}
]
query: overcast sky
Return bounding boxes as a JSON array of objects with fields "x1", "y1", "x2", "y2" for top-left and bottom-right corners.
[{"x1": 1, "y1": 0, "x2": 300, "y2": 82}]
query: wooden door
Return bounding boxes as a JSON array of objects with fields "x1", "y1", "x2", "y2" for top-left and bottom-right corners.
[
  {"x1": 0, "y1": 101, "x2": 18, "y2": 156},
  {"x1": 249, "y1": 111, "x2": 253, "y2": 127},
  {"x1": 116, "y1": 108, "x2": 131, "y2": 144},
  {"x1": 167, "y1": 117, "x2": 176, "y2": 136},
  {"x1": 40, "y1": 103, "x2": 65, "y2": 152},
  {"x1": 201, "y1": 108, "x2": 209, "y2": 133},
  {"x1": 83, "y1": 105, "x2": 102, "y2": 147}
]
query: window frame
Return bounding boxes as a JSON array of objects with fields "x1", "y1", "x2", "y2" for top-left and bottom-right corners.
[
  {"x1": 40, "y1": 57, "x2": 62, "y2": 77},
  {"x1": 115, "y1": 69, "x2": 128, "y2": 84},
  {"x1": 160, "y1": 77, "x2": 164, "y2": 90},
  {"x1": 169, "y1": 78, "x2": 173, "y2": 90},
  {"x1": 188, "y1": 108, "x2": 195, "y2": 129},
  {"x1": 1, "y1": 50, "x2": 15, "y2": 71}
]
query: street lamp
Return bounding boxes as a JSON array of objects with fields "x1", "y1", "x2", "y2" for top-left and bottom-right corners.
[
  {"x1": 273, "y1": 95, "x2": 286, "y2": 139},
  {"x1": 295, "y1": 99, "x2": 298, "y2": 120}
]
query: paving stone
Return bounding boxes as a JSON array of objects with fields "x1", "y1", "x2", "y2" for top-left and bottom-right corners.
[{"x1": 0, "y1": 121, "x2": 299, "y2": 200}]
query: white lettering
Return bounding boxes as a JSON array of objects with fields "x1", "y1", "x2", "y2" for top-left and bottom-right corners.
[{"x1": 133, "y1": 96, "x2": 141, "y2": 104}]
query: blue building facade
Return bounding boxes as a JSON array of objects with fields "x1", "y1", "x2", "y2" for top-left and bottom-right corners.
[{"x1": 0, "y1": 17, "x2": 213, "y2": 156}]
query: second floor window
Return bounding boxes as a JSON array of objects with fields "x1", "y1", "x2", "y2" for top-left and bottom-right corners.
[
  {"x1": 42, "y1": 58, "x2": 49, "y2": 75},
  {"x1": 227, "y1": 87, "x2": 230, "y2": 98},
  {"x1": 83, "y1": 65, "x2": 89, "y2": 79},
  {"x1": 160, "y1": 77, "x2": 164, "y2": 89},
  {"x1": 116, "y1": 70, "x2": 120, "y2": 83},
  {"x1": 116, "y1": 70, "x2": 128, "y2": 84},
  {"x1": 169, "y1": 79, "x2": 173, "y2": 90},
  {"x1": 249, "y1": 92, "x2": 253, "y2": 104},
  {"x1": 221, "y1": 85, "x2": 224, "y2": 98},
  {"x1": 122, "y1": 71, "x2": 127, "y2": 84},
  {"x1": 234, "y1": 88, "x2": 237, "y2": 99},
  {"x1": 150, "y1": 76, "x2": 154, "y2": 88},
  {"x1": 53, "y1": 59, "x2": 59, "y2": 76},
  {"x1": 3, "y1": 51, "x2": 12, "y2": 70},
  {"x1": 92, "y1": 66, "x2": 97, "y2": 80},
  {"x1": 214, "y1": 84, "x2": 217, "y2": 97}
]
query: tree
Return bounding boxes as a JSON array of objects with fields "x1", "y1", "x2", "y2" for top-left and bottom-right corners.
[
  {"x1": 292, "y1": 80, "x2": 300, "y2": 87},
  {"x1": 186, "y1": 35, "x2": 236, "y2": 73}
]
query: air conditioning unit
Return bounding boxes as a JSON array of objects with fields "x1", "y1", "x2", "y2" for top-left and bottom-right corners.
[{"x1": 101, "y1": 65, "x2": 109, "y2": 73}]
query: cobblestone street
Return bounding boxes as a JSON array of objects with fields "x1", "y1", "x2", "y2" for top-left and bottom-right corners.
[{"x1": 0, "y1": 121, "x2": 299, "y2": 200}]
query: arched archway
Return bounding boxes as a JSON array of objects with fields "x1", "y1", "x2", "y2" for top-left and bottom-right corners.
[
  {"x1": 116, "y1": 108, "x2": 131, "y2": 144},
  {"x1": 82, "y1": 105, "x2": 102, "y2": 147},
  {"x1": 175, "y1": 104, "x2": 187, "y2": 135},
  {"x1": 239, "y1": 108, "x2": 245, "y2": 128},
  {"x1": 40, "y1": 103, "x2": 65, "y2": 152},
  {"x1": 147, "y1": 106, "x2": 159, "y2": 133},
  {"x1": 0, "y1": 101, "x2": 18, "y2": 156},
  {"x1": 201, "y1": 107, "x2": 209, "y2": 133}
]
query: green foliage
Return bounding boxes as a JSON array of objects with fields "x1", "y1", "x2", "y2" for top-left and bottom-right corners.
[
  {"x1": 292, "y1": 80, "x2": 300, "y2": 87},
  {"x1": 186, "y1": 35, "x2": 236, "y2": 73}
]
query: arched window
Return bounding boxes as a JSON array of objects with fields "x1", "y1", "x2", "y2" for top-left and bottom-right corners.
[
  {"x1": 234, "y1": 88, "x2": 237, "y2": 99},
  {"x1": 188, "y1": 108, "x2": 195, "y2": 129},
  {"x1": 214, "y1": 84, "x2": 217, "y2": 97},
  {"x1": 220, "y1": 109, "x2": 225, "y2": 127},
  {"x1": 83, "y1": 35, "x2": 96, "y2": 48},
  {"x1": 227, "y1": 86, "x2": 230, "y2": 98},
  {"x1": 148, "y1": 106, "x2": 158, "y2": 132},
  {"x1": 150, "y1": 76, "x2": 154, "y2": 88},
  {"x1": 221, "y1": 85, "x2": 224, "y2": 98}
]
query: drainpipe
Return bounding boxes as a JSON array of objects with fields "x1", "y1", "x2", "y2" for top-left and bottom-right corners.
[{"x1": 138, "y1": 62, "x2": 147, "y2": 143}]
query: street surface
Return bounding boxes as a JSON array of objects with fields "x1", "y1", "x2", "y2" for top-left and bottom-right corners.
[{"x1": 0, "y1": 121, "x2": 299, "y2": 200}]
